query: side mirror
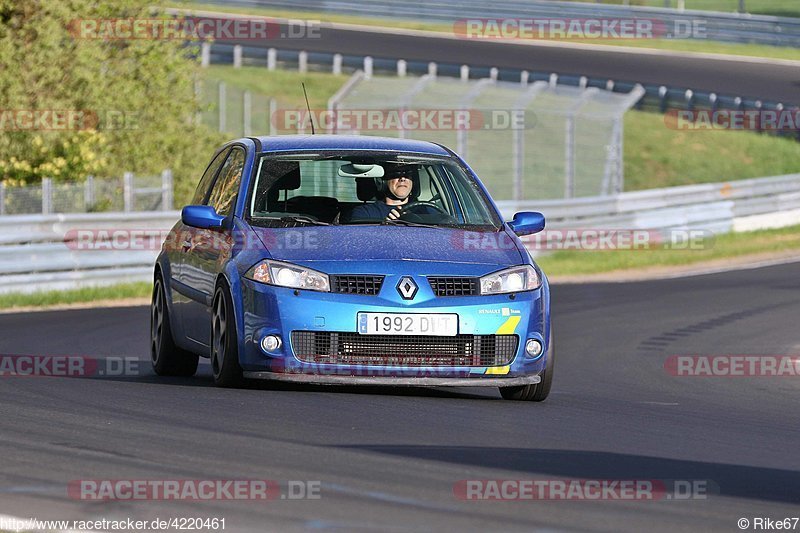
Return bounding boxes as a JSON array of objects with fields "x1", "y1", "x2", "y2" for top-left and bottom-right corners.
[
  {"x1": 181, "y1": 205, "x2": 225, "y2": 229},
  {"x1": 507, "y1": 211, "x2": 545, "y2": 236}
]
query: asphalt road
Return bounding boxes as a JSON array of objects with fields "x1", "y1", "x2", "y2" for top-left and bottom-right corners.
[
  {"x1": 218, "y1": 22, "x2": 800, "y2": 104},
  {"x1": 0, "y1": 262, "x2": 799, "y2": 532}
]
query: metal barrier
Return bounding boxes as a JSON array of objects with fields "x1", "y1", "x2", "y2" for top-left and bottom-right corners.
[
  {"x1": 0, "y1": 171, "x2": 173, "y2": 216},
  {"x1": 204, "y1": 44, "x2": 796, "y2": 136},
  {"x1": 1, "y1": 173, "x2": 799, "y2": 293},
  {"x1": 214, "y1": 0, "x2": 800, "y2": 46}
]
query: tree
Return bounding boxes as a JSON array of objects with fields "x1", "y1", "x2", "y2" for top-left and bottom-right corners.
[{"x1": 0, "y1": 0, "x2": 221, "y2": 202}]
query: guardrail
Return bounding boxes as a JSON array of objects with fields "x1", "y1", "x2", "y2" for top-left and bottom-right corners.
[
  {"x1": 205, "y1": 44, "x2": 796, "y2": 137},
  {"x1": 1, "y1": 173, "x2": 799, "y2": 293},
  {"x1": 214, "y1": 0, "x2": 800, "y2": 46}
]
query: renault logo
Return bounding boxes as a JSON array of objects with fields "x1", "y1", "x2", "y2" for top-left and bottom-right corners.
[{"x1": 396, "y1": 276, "x2": 418, "y2": 300}]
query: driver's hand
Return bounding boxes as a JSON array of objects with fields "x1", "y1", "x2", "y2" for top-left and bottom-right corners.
[{"x1": 386, "y1": 207, "x2": 402, "y2": 221}]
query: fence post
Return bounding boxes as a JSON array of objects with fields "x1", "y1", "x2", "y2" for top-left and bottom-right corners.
[
  {"x1": 460, "y1": 65, "x2": 469, "y2": 82},
  {"x1": 512, "y1": 128, "x2": 524, "y2": 202},
  {"x1": 41, "y1": 178, "x2": 52, "y2": 215},
  {"x1": 397, "y1": 59, "x2": 407, "y2": 77},
  {"x1": 233, "y1": 44, "x2": 242, "y2": 68},
  {"x1": 364, "y1": 56, "x2": 373, "y2": 79},
  {"x1": 269, "y1": 98, "x2": 277, "y2": 136},
  {"x1": 298, "y1": 50, "x2": 308, "y2": 73},
  {"x1": 85, "y1": 175, "x2": 95, "y2": 211},
  {"x1": 428, "y1": 62, "x2": 437, "y2": 78},
  {"x1": 520, "y1": 70, "x2": 529, "y2": 86},
  {"x1": 201, "y1": 42, "x2": 210, "y2": 67},
  {"x1": 0, "y1": 181, "x2": 5, "y2": 216},
  {"x1": 123, "y1": 172, "x2": 134, "y2": 212},
  {"x1": 333, "y1": 53, "x2": 342, "y2": 75},
  {"x1": 243, "y1": 90, "x2": 252, "y2": 136},
  {"x1": 564, "y1": 115, "x2": 575, "y2": 199},
  {"x1": 267, "y1": 48, "x2": 277, "y2": 70},
  {"x1": 161, "y1": 169, "x2": 173, "y2": 211},
  {"x1": 218, "y1": 81, "x2": 227, "y2": 133}
]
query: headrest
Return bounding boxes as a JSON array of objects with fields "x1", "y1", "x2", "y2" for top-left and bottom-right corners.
[
  {"x1": 272, "y1": 165, "x2": 301, "y2": 190},
  {"x1": 356, "y1": 177, "x2": 378, "y2": 202}
]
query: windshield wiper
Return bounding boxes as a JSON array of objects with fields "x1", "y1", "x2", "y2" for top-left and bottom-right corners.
[
  {"x1": 280, "y1": 216, "x2": 330, "y2": 226},
  {"x1": 253, "y1": 216, "x2": 330, "y2": 226},
  {"x1": 381, "y1": 219, "x2": 440, "y2": 229}
]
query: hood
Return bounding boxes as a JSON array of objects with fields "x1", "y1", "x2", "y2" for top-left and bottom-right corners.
[{"x1": 250, "y1": 225, "x2": 525, "y2": 267}]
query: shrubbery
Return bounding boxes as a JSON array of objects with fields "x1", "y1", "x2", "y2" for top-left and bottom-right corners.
[{"x1": 0, "y1": 0, "x2": 223, "y2": 204}]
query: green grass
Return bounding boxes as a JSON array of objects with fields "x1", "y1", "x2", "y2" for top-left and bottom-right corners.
[
  {"x1": 623, "y1": 110, "x2": 800, "y2": 190},
  {"x1": 174, "y1": 2, "x2": 800, "y2": 61},
  {"x1": 558, "y1": 0, "x2": 800, "y2": 18},
  {"x1": 536, "y1": 224, "x2": 800, "y2": 275},
  {"x1": 0, "y1": 282, "x2": 151, "y2": 310}
]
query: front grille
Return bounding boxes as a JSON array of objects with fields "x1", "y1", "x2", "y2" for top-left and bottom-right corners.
[
  {"x1": 428, "y1": 276, "x2": 480, "y2": 297},
  {"x1": 291, "y1": 331, "x2": 518, "y2": 366},
  {"x1": 330, "y1": 275, "x2": 384, "y2": 295}
]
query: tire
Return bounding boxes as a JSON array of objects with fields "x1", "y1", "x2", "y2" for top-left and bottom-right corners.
[
  {"x1": 210, "y1": 282, "x2": 245, "y2": 388},
  {"x1": 500, "y1": 325, "x2": 554, "y2": 402},
  {"x1": 151, "y1": 274, "x2": 199, "y2": 377}
]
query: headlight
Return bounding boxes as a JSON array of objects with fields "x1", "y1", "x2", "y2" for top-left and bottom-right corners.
[
  {"x1": 480, "y1": 265, "x2": 540, "y2": 295},
  {"x1": 245, "y1": 260, "x2": 330, "y2": 292}
]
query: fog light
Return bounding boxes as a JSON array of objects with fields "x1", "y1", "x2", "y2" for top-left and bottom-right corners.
[
  {"x1": 261, "y1": 335, "x2": 282, "y2": 353},
  {"x1": 525, "y1": 339, "x2": 543, "y2": 358}
]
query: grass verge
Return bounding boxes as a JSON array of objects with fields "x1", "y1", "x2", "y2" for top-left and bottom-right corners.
[
  {"x1": 0, "y1": 282, "x2": 151, "y2": 310},
  {"x1": 176, "y1": 2, "x2": 800, "y2": 61},
  {"x1": 536, "y1": 224, "x2": 800, "y2": 275}
]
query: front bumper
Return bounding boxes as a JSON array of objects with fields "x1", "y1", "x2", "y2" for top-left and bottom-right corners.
[
  {"x1": 242, "y1": 372, "x2": 541, "y2": 387},
  {"x1": 237, "y1": 275, "x2": 549, "y2": 385}
]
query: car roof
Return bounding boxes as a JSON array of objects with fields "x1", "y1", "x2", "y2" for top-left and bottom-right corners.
[{"x1": 247, "y1": 135, "x2": 451, "y2": 156}]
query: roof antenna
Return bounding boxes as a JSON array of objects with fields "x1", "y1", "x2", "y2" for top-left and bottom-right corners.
[{"x1": 302, "y1": 82, "x2": 315, "y2": 135}]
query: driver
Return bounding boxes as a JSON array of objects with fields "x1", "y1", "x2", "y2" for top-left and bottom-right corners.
[{"x1": 349, "y1": 164, "x2": 438, "y2": 222}]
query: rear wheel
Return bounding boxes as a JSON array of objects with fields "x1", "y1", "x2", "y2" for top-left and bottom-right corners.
[
  {"x1": 151, "y1": 275, "x2": 199, "y2": 377},
  {"x1": 500, "y1": 325, "x2": 554, "y2": 401},
  {"x1": 211, "y1": 283, "x2": 245, "y2": 388}
]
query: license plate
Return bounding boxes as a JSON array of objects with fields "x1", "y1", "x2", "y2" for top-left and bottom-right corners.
[{"x1": 357, "y1": 313, "x2": 458, "y2": 336}]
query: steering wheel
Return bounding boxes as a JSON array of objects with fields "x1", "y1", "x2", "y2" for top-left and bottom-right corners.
[{"x1": 399, "y1": 200, "x2": 447, "y2": 217}]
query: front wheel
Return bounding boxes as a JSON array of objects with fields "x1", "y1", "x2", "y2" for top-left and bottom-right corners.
[
  {"x1": 151, "y1": 275, "x2": 199, "y2": 377},
  {"x1": 211, "y1": 283, "x2": 245, "y2": 388},
  {"x1": 500, "y1": 325, "x2": 554, "y2": 401}
]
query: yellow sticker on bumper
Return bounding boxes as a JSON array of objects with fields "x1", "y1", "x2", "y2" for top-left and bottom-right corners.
[
  {"x1": 496, "y1": 315, "x2": 521, "y2": 335},
  {"x1": 485, "y1": 365, "x2": 511, "y2": 375}
]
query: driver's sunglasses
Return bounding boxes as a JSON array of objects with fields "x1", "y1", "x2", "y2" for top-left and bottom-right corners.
[{"x1": 388, "y1": 175, "x2": 410, "y2": 181}]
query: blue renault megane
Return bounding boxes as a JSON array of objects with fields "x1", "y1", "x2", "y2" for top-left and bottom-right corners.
[{"x1": 151, "y1": 135, "x2": 553, "y2": 400}]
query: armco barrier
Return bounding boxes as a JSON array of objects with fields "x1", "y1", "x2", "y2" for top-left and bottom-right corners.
[
  {"x1": 1, "y1": 173, "x2": 799, "y2": 293},
  {"x1": 215, "y1": 0, "x2": 800, "y2": 47}
]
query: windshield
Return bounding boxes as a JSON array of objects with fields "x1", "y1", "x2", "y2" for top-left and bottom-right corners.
[{"x1": 247, "y1": 152, "x2": 502, "y2": 230}]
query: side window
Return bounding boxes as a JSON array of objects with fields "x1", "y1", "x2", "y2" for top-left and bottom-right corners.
[
  {"x1": 207, "y1": 148, "x2": 245, "y2": 217},
  {"x1": 191, "y1": 148, "x2": 230, "y2": 205}
]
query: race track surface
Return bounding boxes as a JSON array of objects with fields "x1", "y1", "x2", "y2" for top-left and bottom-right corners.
[
  {"x1": 219, "y1": 23, "x2": 800, "y2": 105},
  {"x1": 0, "y1": 262, "x2": 799, "y2": 532}
]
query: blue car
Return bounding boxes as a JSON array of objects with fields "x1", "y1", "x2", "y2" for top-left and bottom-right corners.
[{"x1": 151, "y1": 135, "x2": 553, "y2": 401}]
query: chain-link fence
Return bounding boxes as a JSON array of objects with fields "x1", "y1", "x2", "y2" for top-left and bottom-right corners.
[
  {"x1": 0, "y1": 171, "x2": 173, "y2": 215},
  {"x1": 198, "y1": 79, "x2": 276, "y2": 137},
  {"x1": 328, "y1": 73, "x2": 644, "y2": 200}
]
